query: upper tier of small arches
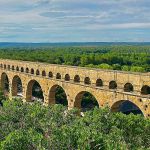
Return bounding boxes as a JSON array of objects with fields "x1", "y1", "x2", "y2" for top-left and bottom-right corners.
[{"x1": 0, "y1": 63, "x2": 150, "y2": 95}]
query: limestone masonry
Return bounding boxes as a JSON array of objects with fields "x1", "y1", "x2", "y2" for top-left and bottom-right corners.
[{"x1": 0, "y1": 59, "x2": 149, "y2": 117}]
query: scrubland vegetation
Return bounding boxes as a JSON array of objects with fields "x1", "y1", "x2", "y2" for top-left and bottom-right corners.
[{"x1": 0, "y1": 98, "x2": 150, "y2": 150}]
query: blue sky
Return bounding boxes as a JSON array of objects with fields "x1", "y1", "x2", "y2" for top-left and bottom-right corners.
[{"x1": 0, "y1": 0, "x2": 150, "y2": 42}]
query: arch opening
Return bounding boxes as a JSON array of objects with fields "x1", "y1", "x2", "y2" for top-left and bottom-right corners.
[
  {"x1": 8, "y1": 65, "x2": 10, "y2": 70},
  {"x1": 36, "y1": 69, "x2": 40, "y2": 76},
  {"x1": 42, "y1": 70, "x2": 46, "y2": 77},
  {"x1": 109, "y1": 80, "x2": 117, "y2": 89},
  {"x1": 26, "y1": 80, "x2": 44, "y2": 102},
  {"x1": 26, "y1": 68, "x2": 29, "y2": 73},
  {"x1": 4, "y1": 64, "x2": 6, "y2": 69},
  {"x1": 74, "y1": 91, "x2": 99, "y2": 112},
  {"x1": 124, "y1": 83, "x2": 133, "y2": 92},
  {"x1": 49, "y1": 85, "x2": 68, "y2": 106},
  {"x1": 16, "y1": 66, "x2": 19, "y2": 71},
  {"x1": 1, "y1": 73, "x2": 9, "y2": 96},
  {"x1": 74, "y1": 75, "x2": 80, "y2": 83},
  {"x1": 31, "y1": 68, "x2": 34, "y2": 74},
  {"x1": 96, "y1": 79, "x2": 103, "y2": 87},
  {"x1": 12, "y1": 66, "x2": 14, "y2": 70},
  {"x1": 141, "y1": 85, "x2": 150, "y2": 95},
  {"x1": 111, "y1": 100, "x2": 143, "y2": 115},
  {"x1": 65, "y1": 74, "x2": 70, "y2": 81},
  {"x1": 56, "y1": 73, "x2": 61, "y2": 79},
  {"x1": 21, "y1": 67, "x2": 24, "y2": 72},
  {"x1": 84, "y1": 77, "x2": 91, "y2": 85},
  {"x1": 12, "y1": 75, "x2": 23, "y2": 97},
  {"x1": 48, "y1": 72, "x2": 53, "y2": 78}
]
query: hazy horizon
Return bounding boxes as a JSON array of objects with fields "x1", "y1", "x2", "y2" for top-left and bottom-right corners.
[{"x1": 0, "y1": 41, "x2": 150, "y2": 48}]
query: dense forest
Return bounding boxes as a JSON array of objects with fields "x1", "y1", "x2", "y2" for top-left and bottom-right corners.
[
  {"x1": 0, "y1": 45, "x2": 150, "y2": 72},
  {"x1": 0, "y1": 98, "x2": 150, "y2": 150},
  {"x1": 0, "y1": 45, "x2": 150, "y2": 149}
]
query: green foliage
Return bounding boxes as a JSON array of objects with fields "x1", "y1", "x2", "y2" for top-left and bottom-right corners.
[
  {"x1": 122, "y1": 65, "x2": 130, "y2": 71},
  {"x1": 0, "y1": 45, "x2": 150, "y2": 72},
  {"x1": 98, "y1": 63, "x2": 113, "y2": 69},
  {"x1": 0, "y1": 90, "x2": 6, "y2": 106},
  {"x1": 0, "y1": 99, "x2": 150, "y2": 150},
  {"x1": 0, "y1": 129, "x2": 43, "y2": 150},
  {"x1": 55, "y1": 86, "x2": 68, "y2": 106},
  {"x1": 130, "y1": 66, "x2": 145, "y2": 72}
]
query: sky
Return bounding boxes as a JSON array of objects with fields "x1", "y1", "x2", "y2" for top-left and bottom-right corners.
[{"x1": 0, "y1": 0, "x2": 150, "y2": 43}]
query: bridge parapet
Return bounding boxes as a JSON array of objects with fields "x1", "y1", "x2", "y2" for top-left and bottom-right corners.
[{"x1": 0, "y1": 59, "x2": 150, "y2": 96}]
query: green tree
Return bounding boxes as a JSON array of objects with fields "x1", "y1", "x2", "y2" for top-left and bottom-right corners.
[
  {"x1": 112, "y1": 64, "x2": 121, "y2": 70},
  {"x1": 0, "y1": 129, "x2": 43, "y2": 150},
  {"x1": 98, "y1": 63, "x2": 113, "y2": 69},
  {"x1": 122, "y1": 65, "x2": 130, "y2": 71},
  {"x1": 130, "y1": 66, "x2": 145, "y2": 72}
]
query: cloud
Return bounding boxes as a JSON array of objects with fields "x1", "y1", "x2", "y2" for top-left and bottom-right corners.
[
  {"x1": 0, "y1": 0, "x2": 150, "y2": 42},
  {"x1": 84, "y1": 23, "x2": 150, "y2": 30}
]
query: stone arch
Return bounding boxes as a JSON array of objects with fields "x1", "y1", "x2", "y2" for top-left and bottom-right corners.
[
  {"x1": 48, "y1": 71, "x2": 53, "y2": 78},
  {"x1": 96, "y1": 79, "x2": 103, "y2": 87},
  {"x1": 8, "y1": 65, "x2": 10, "y2": 70},
  {"x1": 26, "y1": 68, "x2": 29, "y2": 73},
  {"x1": 42, "y1": 70, "x2": 46, "y2": 77},
  {"x1": 84, "y1": 77, "x2": 91, "y2": 85},
  {"x1": 74, "y1": 75, "x2": 80, "y2": 83},
  {"x1": 4, "y1": 64, "x2": 6, "y2": 69},
  {"x1": 12, "y1": 75, "x2": 23, "y2": 97},
  {"x1": 56, "y1": 73, "x2": 61, "y2": 79},
  {"x1": 1, "y1": 72, "x2": 9, "y2": 95},
  {"x1": 109, "y1": 80, "x2": 117, "y2": 89},
  {"x1": 124, "y1": 83, "x2": 134, "y2": 92},
  {"x1": 111, "y1": 100, "x2": 143, "y2": 115},
  {"x1": 31, "y1": 68, "x2": 34, "y2": 74},
  {"x1": 21, "y1": 67, "x2": 24, "y2": 72},
  {"x1": 26, "y1": 80, "x2": 44, "y2": 102},
  {"x1": 141, "y1": 85, "x2": 150, "y2": 95},
  {"x1": 12, "y1": 65, "x2": 15, "y2": 70},
  {"x1": 16, "y1": 66, "x2": 19, "y2": 71},
  {"x1": 65, "y1": 74, "x2": 70, "y2": 81},
  {"x1": 48, "y1": 84, "x2": 68, "y2": 106},
  {"x1": 36, "y1": 69, "x2": 40, "y2": 75},
  {"x1": 74, "y1": 91, "x2": 99, "y2": 111}
]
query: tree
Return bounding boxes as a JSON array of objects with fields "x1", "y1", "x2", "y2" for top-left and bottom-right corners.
[
  {"x1": 98, "y1": 63, "x2": 113, "y2": 69},
  {"x1": 113, "y1": 64, "x2": 121, "y2": 70},
  {"x1": 122, "y1": 65, "x2": 130, "y2": 71},
  {"x1": 80, "y1": 55, "x2": 89, "y2": 66},
  {"x1": 0, "y1": 89, "x2": 6, "y2": 106},
  {"x1": 0, "y1": 129, "x2": 43, "y2": 150},
  {"x1": 130, "y1": 66, "x2": 145, "y2": 72}
]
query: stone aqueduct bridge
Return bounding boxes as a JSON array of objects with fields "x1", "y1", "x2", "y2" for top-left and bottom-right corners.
[{"x1": 0, "y1": 59, "x2": 150, "y2": 117}]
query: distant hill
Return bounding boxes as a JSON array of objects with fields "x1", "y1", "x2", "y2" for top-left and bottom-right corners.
[{"x1": 0, "y1": 42, "x2": 150, "y2": 48}]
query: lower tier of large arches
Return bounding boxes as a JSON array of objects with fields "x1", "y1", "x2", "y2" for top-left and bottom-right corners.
[
  {"x1": 74, "y1": 91, "x2": 99, "y2": 112},
  {"x1": 48, "y1": 84, "x2": 68, "y2": 106},
  {"x1": 26, "y1": 79, "x2": 44, "y2": 102},
  {"x1": 0, "y1": 71, "x2": 149, "y2": 117},
  {"x1": 111, "y1": 100, "x2": 143, "y2": 115},
  {"x1": 12, "y1": 75, "x2": 23, "y2": 97}
]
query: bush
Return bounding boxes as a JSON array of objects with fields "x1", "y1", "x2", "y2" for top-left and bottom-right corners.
[{"x1": 0, "y1": 99, "x2": 150, "y2": 150}]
